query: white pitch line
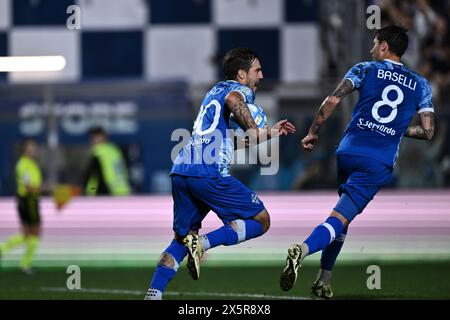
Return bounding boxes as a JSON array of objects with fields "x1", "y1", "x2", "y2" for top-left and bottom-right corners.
[{"x1": 40, "y1": 287, "x2": 310, "y2": 300}]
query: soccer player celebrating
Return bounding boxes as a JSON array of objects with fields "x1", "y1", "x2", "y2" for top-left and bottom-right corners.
[
  {"x1": 280, "y1": 26, "x2": 434, "y2": 298},
  {"x1": 145, "y1": 48, "x2": 296, "y2": 300}
]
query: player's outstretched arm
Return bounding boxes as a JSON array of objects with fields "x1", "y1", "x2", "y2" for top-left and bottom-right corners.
[
  {"x1": 234, "y1": 121, "x2": 296, "y2": 150},
  {"x1": 302, "y1": 79, "x2": 354, "y2": 151},
  {"x1": 225, "y1": 92, "x2": 295, "y2": 146},
  {"x1": 404, "y1": 111, "x2": 435, "y2": 140},
  {"x1": 271, "y1": 119, "x2": 296, "y2": 138}
]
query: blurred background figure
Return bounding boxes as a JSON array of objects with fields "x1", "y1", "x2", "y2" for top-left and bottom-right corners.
[
  {"x1": 83, "y1": 126, "x2": 131, "y2": 196},
  {"x1": 0, "y1": 139, "x2": 42, "y2": 274}
]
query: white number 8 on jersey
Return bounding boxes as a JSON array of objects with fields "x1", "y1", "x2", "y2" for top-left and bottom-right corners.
[{"x1": 372, "y1": 84, "x2": 404, "y2": 124}]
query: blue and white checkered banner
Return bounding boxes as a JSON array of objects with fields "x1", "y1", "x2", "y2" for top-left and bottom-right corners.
[{"x1": 0, "y1": 0, "x2": 321, "y2": 83}]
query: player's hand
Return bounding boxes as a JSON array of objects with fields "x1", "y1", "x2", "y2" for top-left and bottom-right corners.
[
  {"x1": 301, "y1": 132, "x2": 318, "y2": 151},
  {"x1": 271, "y1": 119, "x2": 296, "y2": 137}
]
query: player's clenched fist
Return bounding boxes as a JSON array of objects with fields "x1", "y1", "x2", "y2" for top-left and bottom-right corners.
[{"x1": 301, "y1": 133, "x2": 318, "y2": 151}]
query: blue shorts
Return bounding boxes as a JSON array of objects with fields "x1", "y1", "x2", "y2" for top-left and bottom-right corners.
[
  {"x1": 171, "y1": 174, "x2": 265, "y2": 236},
  {"x1": 334, "y1": 154, "x2": 393, "y2": 222}
]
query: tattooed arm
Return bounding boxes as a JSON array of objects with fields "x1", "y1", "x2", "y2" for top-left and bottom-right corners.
[
  {"x1": 404, "y1": 111, "x2": 435, "y2": 140},
  {"x1": 225, "y1": 91, "x2": 296, "y2": 146},
  {"x1": 225, "y1": 91, "x2": 258, "y2": 131},
  {"x1": 301, "y1": 79, "x2": 355, "y2": 151},
  {"x1": 225, "y1": 91, "x2": 260, "y2": 146}
]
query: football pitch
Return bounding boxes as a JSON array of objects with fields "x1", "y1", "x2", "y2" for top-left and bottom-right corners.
[
  {"x1": 1, "y1": 261, "x2": 450, "y2": 300},
  {"x1": 2, "y1": 193, "x2": 450, "y2": 300}
]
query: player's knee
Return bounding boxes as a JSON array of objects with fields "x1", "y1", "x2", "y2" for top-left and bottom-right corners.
[
  {"x1": 174, "y1": 230, "x2": 197, "y2": 245},
  {"x1": 254, "y1": 210, "x2": 270, "y2": 233},
  {"x1": 22, "y1": 226, "x2": 32, "y2": 237},
  {"x1": 261, "y1": 215, "x2": 270, "y2": 233},
  {"x1": 30, "y1": 225, "x2": 41, "y2": 237},
  {"x1": 157, "y1": 252, "x2": 176, "y2": 270},
  {"x1": 228, "y1": 221, "x2": 237, "y2": 231},
  {"x1": 174, "y1": 233, "x2": 186, "y2": 244}
]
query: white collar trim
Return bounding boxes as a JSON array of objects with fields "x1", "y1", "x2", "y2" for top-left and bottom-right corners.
[{"x1": 384, "y1": 59, "x2": 403, "y2": 65}]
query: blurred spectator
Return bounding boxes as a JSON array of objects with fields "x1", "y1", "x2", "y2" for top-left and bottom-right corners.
[
  {"x1": 380, "y1": 0, "x2": 450, "y2": 97},
  {"x1": 419, "y1": 15, "x2": 450, "y2": 101},
  {"x1": 437, "y1": 113, "x2": 450, "y2": 186},
  {"x1": 378, "y1": 0, "x2": 450, "y2": 188},
  {"x1": 395, "y1": 95, "x2": 448, "y2": 188},
  {"x1": 396, "y1": 139, "x2": 438, "y2": 187},
  {"x1": 83, "y1": 126, "x2": 131, "y2": 196}
]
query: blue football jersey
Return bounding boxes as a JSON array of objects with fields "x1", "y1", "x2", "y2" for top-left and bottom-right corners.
[
  {"x1": 171, "y1": 80, "x2": 255, "y2": 178},
  {"x1": 336, "y1": 59, "x2": 434, "y2": 167}
]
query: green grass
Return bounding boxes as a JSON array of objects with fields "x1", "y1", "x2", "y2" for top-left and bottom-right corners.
[{"x1": 1, "y1": 261, "x2": 450, "y2": 300}]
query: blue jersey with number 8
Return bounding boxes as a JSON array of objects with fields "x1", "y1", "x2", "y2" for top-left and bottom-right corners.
[{"x1": 336, "y1": 59, "x2": 434, "y2": 167}]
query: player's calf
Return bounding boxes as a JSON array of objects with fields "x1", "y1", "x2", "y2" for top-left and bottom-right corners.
[
  {"x1": 280, "y1": 212, "x2": 347, "y2": 291},
  {"x1": 201, "y1": 217, "x2": 266, "y2": 250},
  {"x1": 253, "y1": 209, "x2": 270, "y2": 233},
  {"x1": 184, "y1": 211, "x2": 270, "y2": 281},
  {"x1": 158, "y1": 252, "x2": 177, "y2": 269},
  {"x1": 146, "y1": 239, "x2": 188, "y2": 300}
]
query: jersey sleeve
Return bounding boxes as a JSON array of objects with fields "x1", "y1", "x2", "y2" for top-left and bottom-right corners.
[
  {"x1": 230, "y1": 84, "x2": 255, "y2": 104},
  {"x1": 344, "y1": 62, "x2": 373, "y2": 90},
  {"x1": 417, "y1": 79, "x2": 434, "y2": 113}
]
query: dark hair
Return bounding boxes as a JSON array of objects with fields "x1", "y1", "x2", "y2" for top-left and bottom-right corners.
[
  {"x1": 374, "y1": 25, "x2": 409, "y2": 57},
  {"x1": 89, "y1": 126, "x2": 107, "y2": 137},
  {"x1": 222, "y1": 48, "x2": 259, "y2": 80},
  {"x1": 20, "y1": 138, "x2": 37, "y2": 153}
]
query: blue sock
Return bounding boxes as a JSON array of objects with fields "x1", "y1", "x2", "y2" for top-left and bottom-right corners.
[
  {"x1": 320, "y1": 227, "x2": 348, "y2": 271},
  {"x1": 149, "y1": 239, "x2": 188, "y2": 292},
  {"x1": 150, "y1": 266, "x2": 175, "y2": 293},
  {"x1": 304, "y1": 217, "x2": 344, "y2": 256},
  {"x1": 204, "y1": 219, "x2": 264, "y2": 250}
]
